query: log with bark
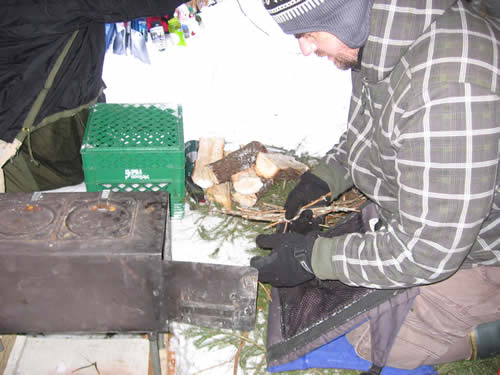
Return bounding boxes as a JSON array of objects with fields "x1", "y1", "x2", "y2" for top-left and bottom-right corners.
[
  {"x1": 206, "y1": 141, "x2": 267, "y2": 185},
  {"x1": 191, "y1": 139, "x2": 313, "y2": 211}
]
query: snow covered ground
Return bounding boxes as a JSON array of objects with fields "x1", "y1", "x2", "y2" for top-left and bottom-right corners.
[{"x1": 2, "y1": 1, "x2": 353, "y2": 374}]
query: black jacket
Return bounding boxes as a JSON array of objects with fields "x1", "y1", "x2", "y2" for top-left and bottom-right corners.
[{"x1": 0, "y1": 0, "x2": 181, "y2": 143}]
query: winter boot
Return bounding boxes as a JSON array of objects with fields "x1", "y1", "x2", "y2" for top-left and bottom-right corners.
[{"x1": 470, "y1": 319, "x2": 500, "y2": 360}]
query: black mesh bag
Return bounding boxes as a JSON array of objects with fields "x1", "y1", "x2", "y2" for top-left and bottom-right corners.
[{"x1": 265, "y1": 202, "x2": 419, "y2": 373}]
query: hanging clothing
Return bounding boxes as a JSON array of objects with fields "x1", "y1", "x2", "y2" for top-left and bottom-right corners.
[{"x1": 0, "y1": 1, "x2": 180, "y2": 191}]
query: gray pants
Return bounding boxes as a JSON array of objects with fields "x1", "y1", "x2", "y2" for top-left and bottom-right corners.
[{"x1": 346, "y1": 266, "x2": 500, "y2": 369}]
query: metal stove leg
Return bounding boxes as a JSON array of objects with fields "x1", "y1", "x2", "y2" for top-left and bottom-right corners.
[{"x1": 148, "y1": 332, "x2": 162, "y2": 375}]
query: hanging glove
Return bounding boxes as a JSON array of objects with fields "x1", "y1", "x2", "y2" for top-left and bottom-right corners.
[
  {"x1": 284, "y1": 172, "x2": 331, "y2": 220},
  {"x1": 250, "y1": 232, "x2": 317, "y2": 288}
]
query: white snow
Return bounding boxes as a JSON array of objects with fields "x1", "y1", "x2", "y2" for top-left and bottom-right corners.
[
  {"x1": 102, "y1": 0, "x2": 351, "y2": 157},
  {"x1": 3, "y1": 1, "x2": 352, "y2": 374}
]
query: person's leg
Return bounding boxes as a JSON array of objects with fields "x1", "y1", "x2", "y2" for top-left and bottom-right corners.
[{"x1": 346, "y1": 266, "x2": 500, "y2": 369}]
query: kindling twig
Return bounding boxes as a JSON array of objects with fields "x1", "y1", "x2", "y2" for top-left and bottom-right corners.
[
  {"x1": 263, "y1": 203, "x2": 359, "y2": 229},
  {"x1": 258, "y1": 282, "x2": 272, "y2": 302},
  {"x1": 261, "y1": 202, "x2": 283, "y2": 210},
  {"x1": 218, "y1": 188, "x2": 367, "y2": 232},
  {"x1": 301, "y1": 192, "x2": 332, "y2": 211},
  {"x1": 220, "y1": 198, "x2": 360, "y2": 227},
  {"x1": 221, "y1": 208, "x2": 284, "y2": 223}
]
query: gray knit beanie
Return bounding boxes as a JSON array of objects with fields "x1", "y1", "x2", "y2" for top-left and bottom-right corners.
[{"x1": 263, "y1": 0, "x2": 373, "y2": 48}]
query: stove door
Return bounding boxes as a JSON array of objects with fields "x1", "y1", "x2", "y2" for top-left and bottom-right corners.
[{"x1": 163, "y1": 261, "x2": 258, "y2": 332}]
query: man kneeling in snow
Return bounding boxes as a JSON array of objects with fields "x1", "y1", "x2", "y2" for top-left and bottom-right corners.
[{"x1": 252, "y1": 0, "x2": 500, "y2": 370}]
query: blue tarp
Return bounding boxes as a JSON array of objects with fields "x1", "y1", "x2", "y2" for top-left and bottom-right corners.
[{"x1": 268, "y1": 334, "x2": 437, "y2": 375}]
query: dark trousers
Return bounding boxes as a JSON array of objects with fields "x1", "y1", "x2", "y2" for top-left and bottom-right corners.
[{"x1": 4, "y1": 109, "x2": 89, "y2": 192}]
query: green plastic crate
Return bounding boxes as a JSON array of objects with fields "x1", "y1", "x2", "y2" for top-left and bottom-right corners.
[{"x1": 81, "y1": 103, "x2": 185, "y2": 218}]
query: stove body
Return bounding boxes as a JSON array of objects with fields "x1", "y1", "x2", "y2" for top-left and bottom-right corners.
[{"x1": 0, "y1": 191, "x2": 257, "y2": 333}]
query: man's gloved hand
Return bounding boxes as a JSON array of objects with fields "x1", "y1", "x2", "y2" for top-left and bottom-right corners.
[
  {"x1": 250, "y1": 232, "x2": 317, "y2": 288},
  {"x1": 284, "y1": 209, "x2": 323, "y2": 235},
  {"x1": 284, "y1": 171, "x2": 330, "y2": 220}
]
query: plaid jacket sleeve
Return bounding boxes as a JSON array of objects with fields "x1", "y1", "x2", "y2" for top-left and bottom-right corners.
[{"x1": 313, "y1": 81, "x2": 499, "y2": 288}]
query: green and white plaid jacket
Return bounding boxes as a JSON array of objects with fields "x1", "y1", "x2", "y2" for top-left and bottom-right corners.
[{"x1": 312, "y1": 0, "x2": 500, "y2": 288}]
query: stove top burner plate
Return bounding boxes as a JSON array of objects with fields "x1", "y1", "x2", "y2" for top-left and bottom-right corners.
[
  {"x1": 0, "y1": 203, "x2": 55, "y2": 236},
  {"x1": 65, "y1": 200, "x2": 132, "y2": 238}
]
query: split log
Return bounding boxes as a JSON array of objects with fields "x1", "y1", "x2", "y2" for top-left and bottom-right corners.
[
  {"x1": 231, "y1": 168, "x2": 264, "y2": 195},
  {"x1": 191, "y1": 137, "x2": 225, "y2": 189},
  {"x1": 255, "y1": 152, "x2": 308, "y2": 179},
  {"x1": 206, "y1": 182, "x2": 232, "y2": 211},
  {"x1": 207, "y1": 141, "x2": 267, "y2": 185},
  {"x1": 232, "y1": 192, "x2": 258, "y2": 208},
  {"x1": 231, "y1": 176, "x2": 273, "y2": 208}
]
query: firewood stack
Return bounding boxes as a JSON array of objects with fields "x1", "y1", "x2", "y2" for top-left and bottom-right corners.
[{"x1": 191, "y1": 138, "x2": 309, "y2": 210}]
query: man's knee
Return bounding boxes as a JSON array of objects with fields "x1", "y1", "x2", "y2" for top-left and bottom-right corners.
[{"x1": 346, "y1": 267, "x2": 500, "y2": 369}]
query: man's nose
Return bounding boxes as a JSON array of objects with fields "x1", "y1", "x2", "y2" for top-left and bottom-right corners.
[{"x1": 298, "y1": 37, "x2": 317, "y2": 56}]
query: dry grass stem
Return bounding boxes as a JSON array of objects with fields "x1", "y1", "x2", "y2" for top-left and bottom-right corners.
[
  {"x1": 233, "y1": 332, "x2": 249, "y2": 375},
  {"x1": 258, "y1": 282, "x2": 272, "y2": 302},
  {"x1": 193, "y1": 359, "x2": 234, "y2": 375}
]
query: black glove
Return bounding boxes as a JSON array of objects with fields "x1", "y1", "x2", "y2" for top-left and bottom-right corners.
[
  {"x1": 279, "y1": 209, "x2": 324, "y2": 235},
  {"x1": 250, "y1": 232, "x2": 317, "y2": 288},
  {"x1": 284, "y1": 172, "x2": 330, "y2": 219}
]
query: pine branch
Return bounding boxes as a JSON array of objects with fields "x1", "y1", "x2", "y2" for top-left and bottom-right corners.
[{"x1": 220, "y1": 332, "x2": 265, "y2": 351}]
